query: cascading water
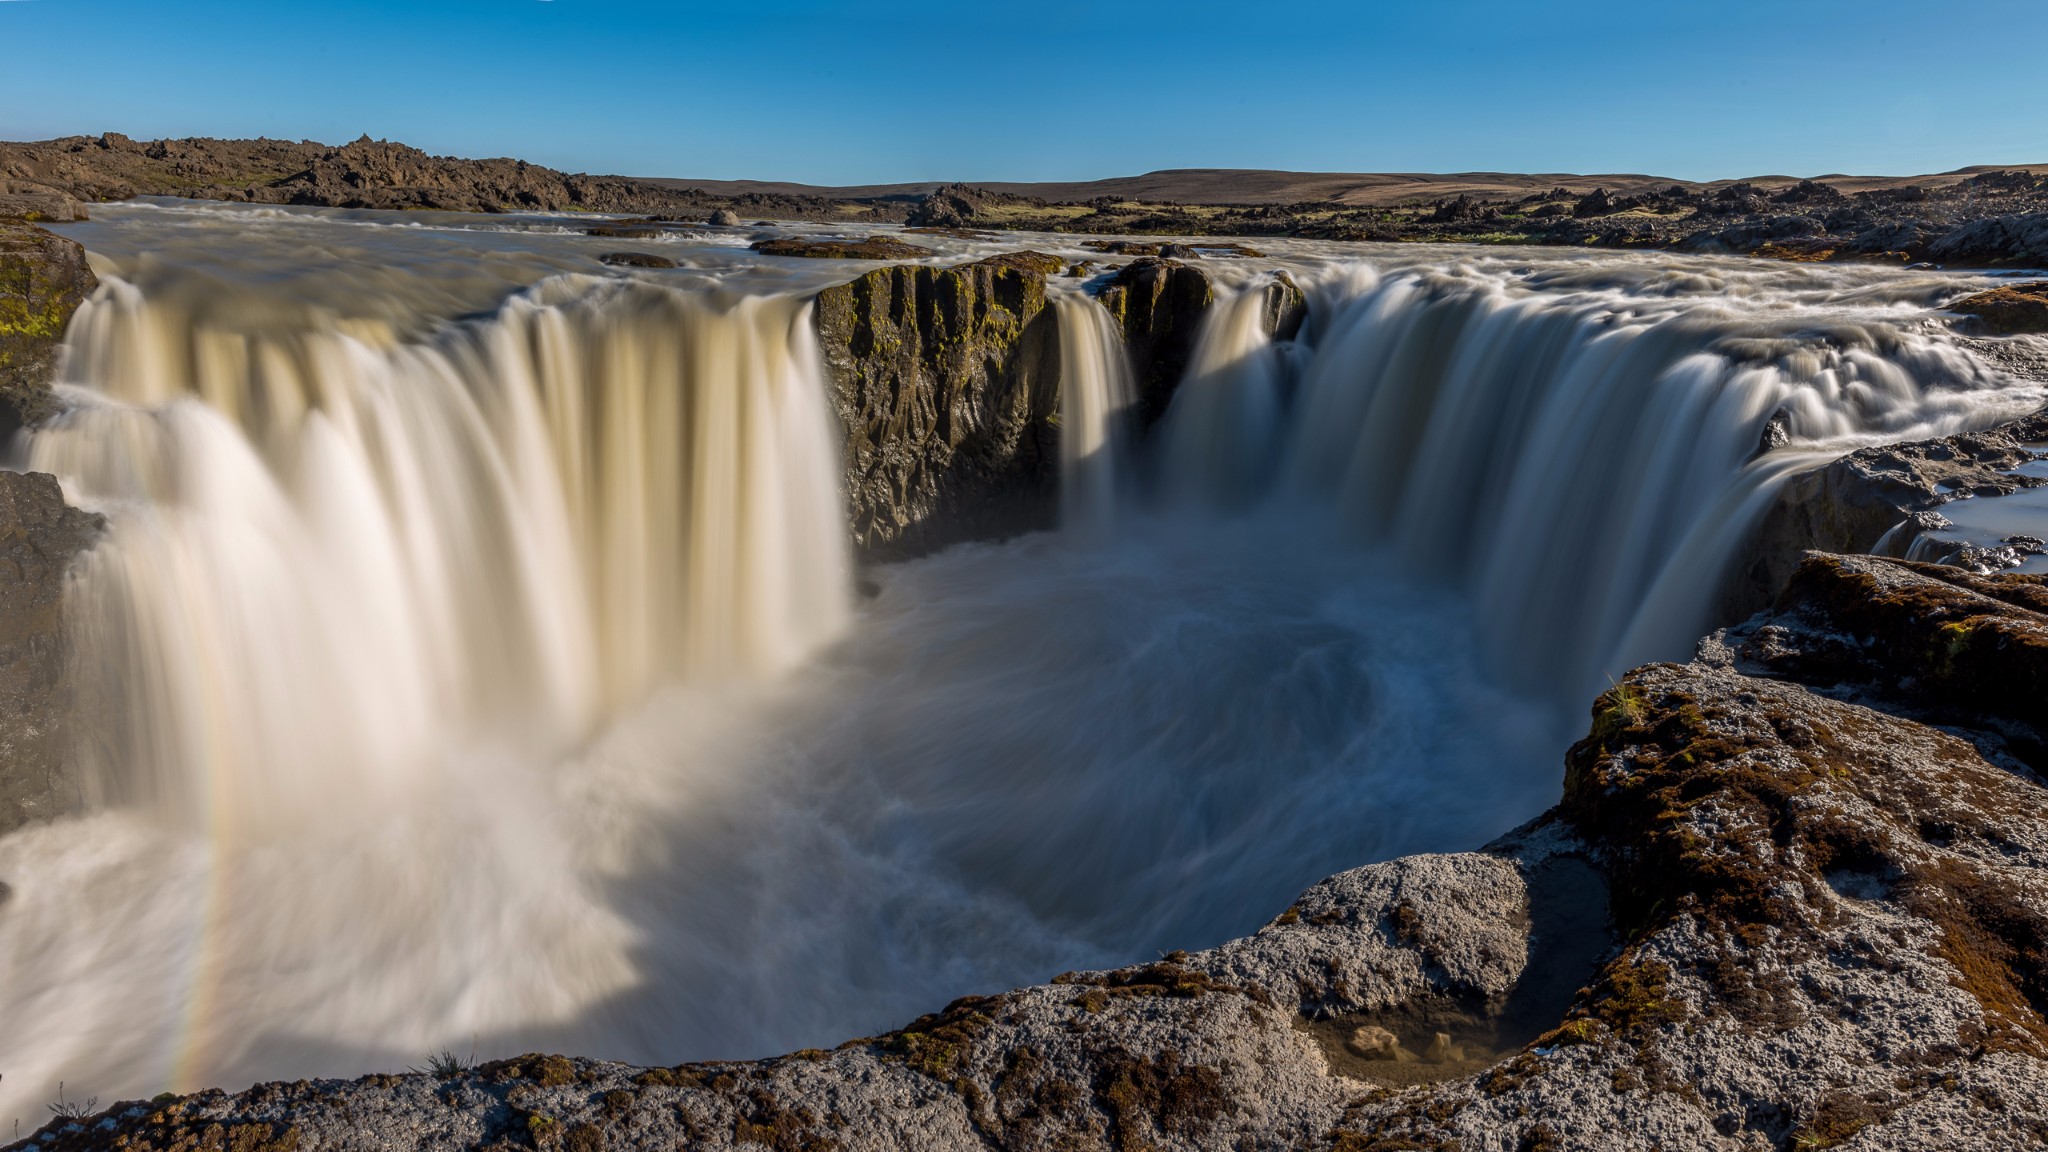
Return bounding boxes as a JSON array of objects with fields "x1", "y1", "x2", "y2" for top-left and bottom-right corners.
[
  {"x1": 1154, "y1": 279, "x2": 1293, "y2": 507},
  {"x1": 33, "y1": 275, "x2": 850, "y2": 829},
  {"x1": 3, "y1": 201, "x2": 2042, "y2": 1124},
  {"x1": 1151, "y1": 264, "x2": 2035, "y2": 701}
]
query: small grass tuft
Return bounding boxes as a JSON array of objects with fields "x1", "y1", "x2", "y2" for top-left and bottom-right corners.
[{"x1": 48, "y1": 1081, "x2": 98, "y2": 1120}]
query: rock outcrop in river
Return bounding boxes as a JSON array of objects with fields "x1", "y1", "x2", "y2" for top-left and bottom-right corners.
[
  {"x1": 1737, "y1": 408, "x2": 2048, "y2": 615},
  {"x1": 20, "y1": 551, "x2": 2045, "y2": 1151},
  {"x1": 814, "y1": 255, "x2": 1064, "y2": 559},
  {"x1": 814, "y1": 254, "x2": 1290, "y2": 558},
  {"x1": 1097, "y1": 258, "x2": 1305, "y2": 427}
]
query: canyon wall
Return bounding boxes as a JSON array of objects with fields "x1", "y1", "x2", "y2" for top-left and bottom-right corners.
[{"x1": 0, "y1": 217, "x2": 100, "y2": 833}]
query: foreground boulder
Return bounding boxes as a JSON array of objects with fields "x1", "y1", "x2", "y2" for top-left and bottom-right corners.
[{"x1": 28, "y1": 551, "x2": 2047, "y2": 1150}]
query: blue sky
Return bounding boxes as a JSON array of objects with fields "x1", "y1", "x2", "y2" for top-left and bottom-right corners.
[{"x1": 2, "y1": 0, "x2": 2043, "y2": 184}]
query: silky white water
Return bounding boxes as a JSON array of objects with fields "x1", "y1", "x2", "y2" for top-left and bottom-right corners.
[
  {"x1": 0, "y1": 201, "x2": 2040, "y2": 1123},
  {"x1": 1055, "y1": 295, "x2": 1135, "y2": 535},
  {"x1": 1152, "y1": 264, "x2": 2039, "y2": 700}
]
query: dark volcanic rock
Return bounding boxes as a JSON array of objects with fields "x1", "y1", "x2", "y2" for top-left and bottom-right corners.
[
  {"x1": 1096, "y1": 258, "x2": 1215, "y2": 426},
  {"x1": 1929, "y1": 213, "x2": 2048, "y2": 268},
  {"x1": 1096, "y1": 259, "x2": 1305, "y2": 426},
  {"x1": 598, "y1": 251, "x2": 678, "y2": 269},
  {"x1": 1950, "y1": 281, "x2": 2048, "y2": 335},
  {"x1": 1734, "y1": 409, "x2": 2048, "y2": 617},
  {"x1": 0, "y1": 220, "x2": 97, "y2": 440},
  {"x1": 1261, "y1": 270, "x2": 1308, "y2": 343},
  {"x1": 904, "y1": 183, "x2": 1043, "y2": 229},
  {"x1": 752, "y1": 235, "x2": 934, "y2": 261},
  {"x1": 1571, "y1": 187, "x2": 1618, "y2": 218},
  {"x1": 813, "y1": 257, "x2": 1061, "y2": 559},
  {"x1": 1720, "y1": 552, "x2": 2048, "y2": 752},
  {"x1": 0, "y1": 470, "x2": 102, "y2": 835},
  {"x1": 973, "y1": 250, "x2": 1065, "y2": 276}
]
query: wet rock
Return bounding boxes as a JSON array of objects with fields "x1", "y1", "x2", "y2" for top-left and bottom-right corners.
[
  {"x1": 0, "y1": 220, "x2": 97, "y2": 440},
  {"x1": 813, "y1": 257, "x2": 1060, "y2": 559},
  {"x1": 971, "y1": 250, "x2": 1064, "y2": 276},
  {"x1": 597, "y1": 251, "x2": 677, "y2": 269},
  {"x1": 751, "y1": 235, "x2": 933, "y2": 261},
  {"x1": 1735, "y1": 408, "x2": 2048, "y2": 617},
  {"x1": 707, "y1": 208, "x2": 741, "y2": 226},
  {"x1": 581, "y1": 219, "x2": 671, "y2": 238},
  {"x1": 1345, "y1": 1024, "x2": 1406, "y2": 1060},
  {"x1": 1261, "y1": 270, "x2": 1308, "y2": 342},
  {"x1": 1083, "y1": 239, "x2": 1167, "y2": 256},
  {"x1": 1094, "y1": 260, "x2": 1308, "y2": 426},
  {"x1": 1752, "y1": 406, "x2": 1792, "y2": 458},
  {"x1": 1096, "y1": 258, "x2": 1215, "y2": 426},
  {"x1": 0, "y1": 470, "x2": 103, "y2": 835},
  {"x1": 1949, "y1": 281, "x2": 2048, "y2": 335}
]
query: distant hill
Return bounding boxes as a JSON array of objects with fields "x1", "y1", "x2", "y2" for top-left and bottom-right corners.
[
  {"x1": 642, "y1": 164, "x2": 2048, "y2": 208},
  {"x1": 7, "y1": 134, "x2": 2047, "y2": 265}
]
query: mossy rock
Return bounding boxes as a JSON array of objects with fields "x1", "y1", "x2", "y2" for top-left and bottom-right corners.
[
  {"x1": 1949, "y1": 281, "x2": 2048, "y2": 335},
  {"x1": 813, "y1": 258, "x2": 1060, "y2": 559},
  {"x1": 752, "y1": 235, "x2": 934, "y2": 261},
  {"x1": 0, "y1": 220, "x2": 96, "y2": 439}
]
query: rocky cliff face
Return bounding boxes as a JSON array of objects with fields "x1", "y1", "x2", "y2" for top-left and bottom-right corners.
[
  {"x1": 30, "y1": 551, "x2": 2048, "y2": 1151},
  {"x1": 0, "y1": 219, "x2": 96, "y2": 440},
  {"x1": 1095, "y1": 258, "x2": 1305, "y2": 427},
  {"x1": 815, "y1": 255, "x2": 1304, "y2": 558},
  {"x1": 0, "y1": 215, "x2": 103, "y2": 837},
  {"x1": 0, "y1": 471, "x2": 101, "y2": 834},
  {"x1": 814, "y1": 256, "x2": 1063, "y2": 560}
]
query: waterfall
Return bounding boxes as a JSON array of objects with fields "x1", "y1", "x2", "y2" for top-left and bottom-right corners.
[
  {"x1": 28, "y1": 274, "x2": 850, "y2": 833},
  {"x1": 1155, "y1": 279, "x2": 1292, "y2": 507},
  {"x1": 1154, "y1": 263, "x2": 2023, "y2": 701},
  {"x1": 1054, "y1": 294, "x2": 1134, "y2": 535}
]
